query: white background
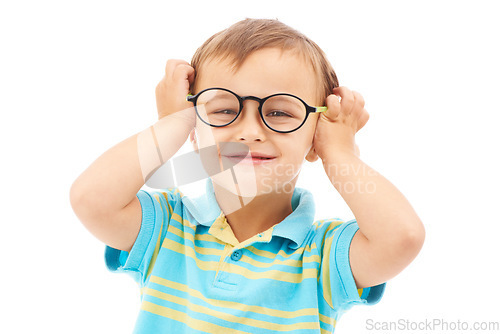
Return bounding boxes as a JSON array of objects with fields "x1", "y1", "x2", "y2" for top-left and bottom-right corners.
[{"x1": 1, "y1": 0, "x2": 499, "y2": 333}]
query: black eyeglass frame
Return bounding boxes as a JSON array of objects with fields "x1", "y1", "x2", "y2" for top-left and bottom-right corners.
[{"x1": 186, "y1": 87, "x2": 327, "y2": 134}]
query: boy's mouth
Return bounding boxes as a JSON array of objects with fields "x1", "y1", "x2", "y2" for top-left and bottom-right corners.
[{"x1": 222, "y1": 152, "x2": 277, "y2": 164}]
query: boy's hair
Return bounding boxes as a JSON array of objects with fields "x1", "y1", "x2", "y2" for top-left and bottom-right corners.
[{"x1": 190, "y1": 18, "x2": 339, "y2": 104}]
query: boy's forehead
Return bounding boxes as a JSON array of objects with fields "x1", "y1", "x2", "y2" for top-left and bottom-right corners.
[{"x1": 196, "y1": 49, "x2": 321, "y2": 103}]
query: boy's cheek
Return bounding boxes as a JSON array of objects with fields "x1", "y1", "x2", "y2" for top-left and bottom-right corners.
[
  {"x1": 194, "y1": 124, "x2": 219, "y2": 148},
  {"x1": 303, "y1": 117, "x2": 320, "y2": 141},
  {"x1": 307, "y1": 113, "x2": 320, "y2": 129}
]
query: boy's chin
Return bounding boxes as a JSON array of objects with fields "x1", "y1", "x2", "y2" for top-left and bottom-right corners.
[
  {"x1": 210, "y1": 169, "x2": 258, "y2": 198},
  {"x1": 210, "y1": 170, "x2": 295, "y2": 199}
]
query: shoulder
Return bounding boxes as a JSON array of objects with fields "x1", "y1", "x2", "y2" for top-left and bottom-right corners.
[
  {"x1": 308, "y1": 218, "x2": 348, "y2": 252},
  {"x1": 139, "y1": 187, "x2": 185, "y2": 212},
  {"x1": 312, "y1": 218, "x2": 347, "y2": 239}
]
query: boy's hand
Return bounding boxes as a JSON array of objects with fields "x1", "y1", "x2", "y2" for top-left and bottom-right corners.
[
  {"x1": 310, "y1": 87, "x2": 425, "y2": 289},
  {"x1": 155, "y1": 59, "x2": 196, "y2": 127},
  {"x1": 310, "y1": 87, "x2": 369, "y2": 161}
]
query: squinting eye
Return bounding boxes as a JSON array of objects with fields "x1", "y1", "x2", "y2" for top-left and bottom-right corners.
[
  {"x1": 213, "y1": 109, "x2": 237, "y2": 115},
  {"x1": 267, "y1": 110, "x2": 293, "y2": 117}
]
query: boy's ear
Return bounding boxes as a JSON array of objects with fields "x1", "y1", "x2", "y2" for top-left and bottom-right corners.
[
  {"x1": 305, "y1": 146, "x2": 318, "y2": 162},
  {"x1": 189, "y1": 129, "x2": 199, "y2": 153}
]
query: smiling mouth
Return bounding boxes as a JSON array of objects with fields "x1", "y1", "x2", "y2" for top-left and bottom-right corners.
[
  {"x1": 222, "y1": 155, "x2": 276, "y2": 164},
  {"x1": 228, "y1": 155, "x2": 274, "y2": 160}
]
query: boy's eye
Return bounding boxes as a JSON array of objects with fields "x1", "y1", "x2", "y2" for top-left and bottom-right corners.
[
  {"x1": 213, "y1": 109, "x2": 237, "y2": 115},
  {"x1": 266, "y1": 110, "x2": 293, "y2": 118}
]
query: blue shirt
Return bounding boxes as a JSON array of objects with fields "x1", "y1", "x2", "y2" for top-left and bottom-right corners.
[{"x1": 105, "y1": 178, "x2": 385, "y2": 333}]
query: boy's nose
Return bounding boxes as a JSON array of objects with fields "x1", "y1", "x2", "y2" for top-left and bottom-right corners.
[{"x1": 233, "y1": 101, "x2": 268, "y2": 141}]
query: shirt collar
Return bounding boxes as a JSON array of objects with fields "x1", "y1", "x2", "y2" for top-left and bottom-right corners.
[{"x1": 181, "y1": 178, "x2": 316, "y2": 249}]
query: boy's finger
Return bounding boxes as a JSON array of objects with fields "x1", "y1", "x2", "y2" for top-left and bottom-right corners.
[
  {"x1": 333, "y1": 86, "x2": 355, "y2": 115},
  {"x1": 352, "y1": 91, "x2": 365, "y2": 109},
  {"x1": 164, "y1": 59, "x2": 191, "y2": 79},
  {"x1": 187, "y1": 66, "x2": 195, "y2": 85},
  {"x1": 357, "y1": 109, "x2": 370, "y2": 132},
  {"x1": 325, "y1": 94, "x2": 341, "y2": 121},
  {"x1": 172, "y1": 64, "x2": 195, "y2": 85},
  {"x1": 171, "y1": 65, "x2": 196, "y2": 99}
]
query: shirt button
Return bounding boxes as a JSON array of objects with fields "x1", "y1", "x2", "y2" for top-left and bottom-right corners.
[{"x1": 231, "y1": 250, "x2": 242, "y2": 261}]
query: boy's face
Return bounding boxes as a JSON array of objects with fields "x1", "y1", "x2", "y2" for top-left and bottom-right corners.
[{"x1": 190, "y1": 47, "x2": 321, "y2": 197}]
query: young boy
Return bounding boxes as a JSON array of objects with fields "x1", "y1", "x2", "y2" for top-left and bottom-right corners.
[{"x1": 70, "y1": 18, "x2": 425, "y2": 333}]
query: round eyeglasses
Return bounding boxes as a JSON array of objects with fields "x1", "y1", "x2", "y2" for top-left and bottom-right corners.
[{"x1": 186, "y1": 87, "x2": 327, "y2": 133}]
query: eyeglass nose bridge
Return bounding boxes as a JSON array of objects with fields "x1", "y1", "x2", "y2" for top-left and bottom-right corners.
[
  {"x1": 238, "y1": 95, "x2": 266, "y2": 110},
  {"x1": 233, "y1": 95, "x2": 268, "y2": 129}
]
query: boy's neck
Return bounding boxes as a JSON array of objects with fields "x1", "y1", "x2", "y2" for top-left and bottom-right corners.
[{"x1": 212, "y1": 180, "x2": 295, "y2": 244}]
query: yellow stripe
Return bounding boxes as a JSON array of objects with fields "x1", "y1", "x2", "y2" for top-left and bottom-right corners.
[
  {"x1": 145, "y1": 215, "x2": 163, "y2": 280},
  {"x1": 142, "y1": 301, "x2": 252, "y2": 334},
  {"x1": 167, "y1": 213, "x2": 322, "y2": 263},
  {"x1": 321, "y1": 231, "x2": 335, "y2": 309},
  {"x1": 167, "y1": 222, "x2": 226, "y2": 256},
  {"x1": 239, "y1": 252, "x2": 320, "y2": 269},
  {"x1": 171, "y1": 212, "x2": 183, "y2": 225},
  {"x1": 319, "y1": 313, "x2": 335, "y2": 328},
  {"x1": 165, "y1": 215, "x2": 222, "y2": 245},
  {"x1": 158, "y1": 187, "x2": 184, "y2": 198},
  {"x1": 166, "y1": 212, "x2": 324, "y2": 265},
  {"x1": 246, "y1": 243, "x2": 318, "y2": 260},
  {"x1": 144, "y1": 195, "x2": 171, "y2": 280},
  {"x1": 194, "y1": 232, "x2": 227, "y2": 245},
  {"x1": 162, "y1": 235, "x2": 319, "y2": 283},
  {"x1": 144, "y1": 278, "x2": 324, "y2": 331},
  {"x1": 227, "y1": 262, "x2": 318, "y2": 282},
  {"x1": 167, "y1": 221, "x2": 321, "y2": 270},
  {"x1": 319, "y1": 220, "x2": 351, "y2": 310},
  {"x1": 214, "y1": 244, "x2": 232, "y2": 279},
  {"x1": 319, "y1": 221, "x2": 344, "y2": 253},
  {"x1": 149, "y1": 276, "x2": 323, "y2": 320},
  {"x1": 142, "y1": 292, "x2": 319, "y2": 332},
  {"x1": 168, "y1": 220, "x2": 211, "y2": 245},
  {"x1": 172, "y1": 188, "x2": 184, "y2": 197},
  {"x1": 156, "y1": 191, "x2": 176, "y2": 220}
]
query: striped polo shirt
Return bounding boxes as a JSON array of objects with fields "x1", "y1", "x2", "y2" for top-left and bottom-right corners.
[{"x1": 105, "y1": 178, "x2": 385, "y2": 333}]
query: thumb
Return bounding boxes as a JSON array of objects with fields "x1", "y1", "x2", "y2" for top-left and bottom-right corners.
[
  {"x1": 172, "y1": 64, "x2": 195, "y2": 94},
  {"x1": 324, "y1": 94, "x2": 341, "y2": 121}
]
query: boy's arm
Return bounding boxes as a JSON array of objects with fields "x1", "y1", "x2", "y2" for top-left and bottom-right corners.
[
  {"x1": 323, "y1": 152, "x2": 425, "y2": 288},
  {"x1": 69, "y1": 60, "x2": 195, "y2": 252},
  {"x1": 312, "y1": 87, "x2": 425, "y2": 289}
]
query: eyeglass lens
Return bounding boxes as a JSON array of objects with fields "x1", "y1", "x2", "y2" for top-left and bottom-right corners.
[{"x1": 195, "y1": 89, "x2": 307, "y2": 132}]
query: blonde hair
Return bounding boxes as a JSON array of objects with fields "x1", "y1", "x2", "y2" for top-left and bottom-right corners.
[{"x1": 190, "y1": 18, "x2": 339, "y2": 104}]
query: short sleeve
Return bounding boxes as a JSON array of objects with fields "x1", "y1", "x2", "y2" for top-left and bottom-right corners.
[
  {"x1": 104, "y1": 188, "x2": 180, "y2": 286},
  {"x1": 320, "y1": 219, "x2": 386, "y2": 313}
]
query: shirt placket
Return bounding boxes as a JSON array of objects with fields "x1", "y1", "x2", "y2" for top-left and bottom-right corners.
[{"x1": 208, "y1": 214, "x2": 272, "y2": 288}]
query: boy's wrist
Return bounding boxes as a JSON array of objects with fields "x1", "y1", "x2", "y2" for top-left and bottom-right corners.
[
  {"x1": 137, "y1": 114, "x2": 194, "y2": 183},
  {"x1": 158, "y1": 104, "x2": 196, "y2": 128},
  {"x1": 154, "y1": 112, "x2": 194, "y2": 144},
  {"x1": 321, "y1": 148, "x2": 359, "y2": 166}
]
